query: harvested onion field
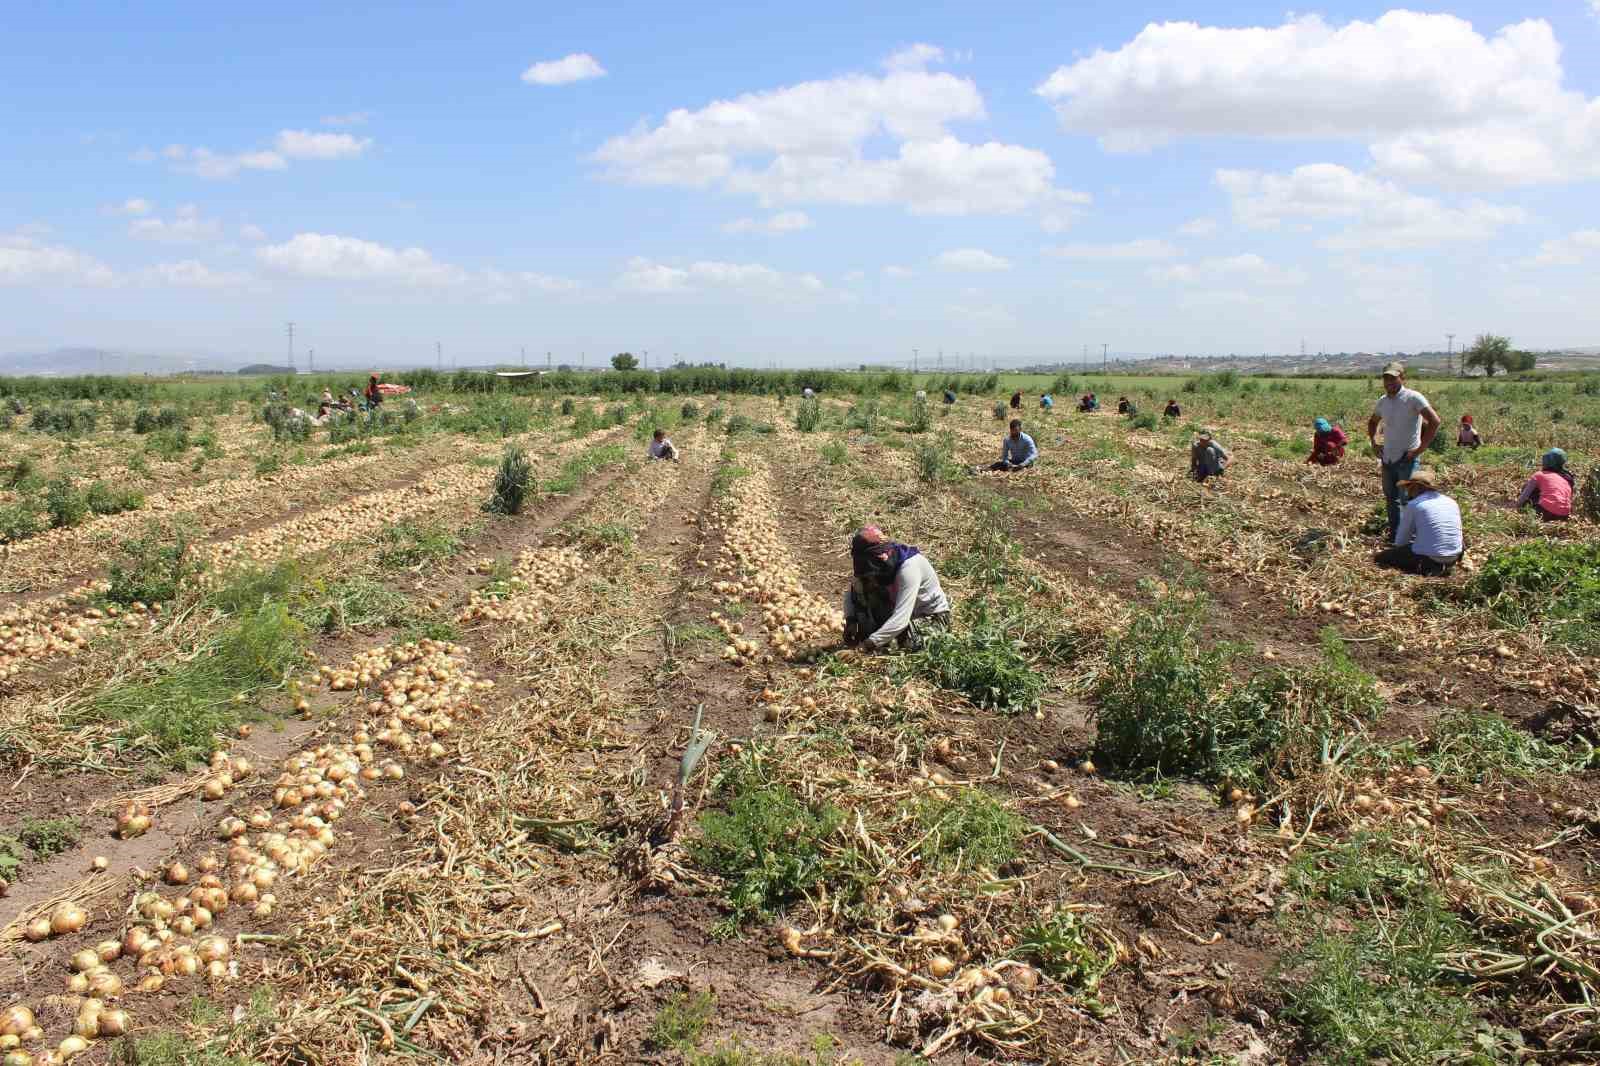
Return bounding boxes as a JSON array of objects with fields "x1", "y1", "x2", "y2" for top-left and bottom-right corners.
[{"x1": 1, "y1": 371, "x2": 1597, "y2": 1065}]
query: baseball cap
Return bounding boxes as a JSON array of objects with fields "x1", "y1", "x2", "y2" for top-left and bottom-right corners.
[{"x1": 1382, "y1": 361, "x2": 1405, "y2": 378}]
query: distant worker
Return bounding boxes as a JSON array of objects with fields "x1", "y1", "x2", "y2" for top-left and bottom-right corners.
[
  {"x1": 1079, "y1": 392, "x2": 1099, "y2": 412},
  {"x1": 1514, "y1": 448, "x2": 1573, "y2": 521},
  {"x1": 843, "y1": 526, "x2": 951, "y2": 652},
  {"x1": 648, "y1": 428, "x2": 679, "y2": 462},
  {"x1": 1039, "y1": 393, "x2": 1054, "y2": 411},
  {"x1": 365, "y1": 374, "x2": 384, "y2": 409},
  {"x1": 990, "y1": 419, "x2": 1038, "y2": 471},
  {"x1": 1367, "y1": 362, "x2": 1440, "y2": 544},
  {"x1": 1190, "y1": 428, "x2": 1230, "y2": 483},
  {"x1": 1457, "y1": 415, "x2": 1482, "y2": 449},
  {"x1": 1163, "y1": 399, "x2": 1182, "y2": 419},
  {"x1": 916, "y1": 389, "x2": 927, "y2": 401},
  {"x1": 1375, "y1": 469, "x2": 1463, "y2": 576},
  {"x1": 1307, "y1": 418, "x2": 1349, "y2": 466},
  {"x1": 1010, "y1": 390, "x2": 1023, "y2": 411},
  {"x1": 802, "y1": 386, "x2": 815, "y2": 399},
  {"x1": 1116, "y1": 396, "x2": 1131, "y2": 415},
  {"x1": 942, "y1": 389, "x2": 956, "y2": 406},
  {"x1": 320, "y1": 388, "x2": 334, "y2": 406}
]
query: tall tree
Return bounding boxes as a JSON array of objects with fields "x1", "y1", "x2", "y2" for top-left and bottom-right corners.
[
  {"x1": 610, "y1": 352, "x2": 638, "y2": 371},
  {"x1": 1463, "y1": 334, "x2": 1513, "y2": 376}
]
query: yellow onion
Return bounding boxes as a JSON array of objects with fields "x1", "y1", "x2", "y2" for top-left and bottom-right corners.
[
  {"x1": 58, "y1": 1034, "x2": 89, "y2": 1058},
  {"x1": 69, "y1": 950, "x2": 100, "y2": 974},
  {"x1": 95, "y1": 1009, "x2": 129, "y2": 1038},
  {"x1": 165, "y1": 863, "x2": 189, "y2": 886},
  {"x1": 85, "y1": 971, "x2": 122, "y2": 999},
  {"x1": 23, "y1": 919, "x2": 51, "y2": 943},
  {"x1": 2, "y1": 1051, "x2": 33, "y2": 1066},
  {"x1": 122, "y1": 928, "x2": 153, "y2": 957},
  {"x1": 50, "y1": 904, "x2": 87, "y2": 937},
  {"x1": 0, "y1": 1008, "x2": 34, "y2": 1038},
  {"x1": 195, "y1": 936, "x2": 230, "y2": 964},
  {"x1": 94, "y1": 941, "x2": 121, "y2": 964}
]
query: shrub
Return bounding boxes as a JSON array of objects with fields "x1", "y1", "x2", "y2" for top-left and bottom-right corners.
[
  {"x1": 560, "y1": 397, "x2": 575, "y2": 415},
  {"x1": 1, "y1": 500, "x2": 43, "y2": 544},
  {"x1": 913, "y1": 438, "x2": 959, "y2": 484},
  {"x1": 992, "y1": 402, "x2": 1008, "y2": 420},
  {"x1": 86, "y1": 481, "x2": 144, "y2": 516},
  {"x1": 485, "y1": 446, "x2": 533, "y2": 514},
  {"x1": 1131, "y1": 412, "x2": 1158, "y2": 431},
  {"x1": 899, "y1": 603, "x2": 1043, "y2": 714},
  {"x1": 705, "y1": 406, "x2": 725, "y2": 425},
  {"x1": 844, "y1": 402, "x2": 878, "y2": 432},
  {"x1": 106, "y1": 521, "x2": 202, "y2": 605},
  {"x1": 691, "y1": 769, "x2": 843, "y2": 925},
  {"x1": 725, "y1": 414, "x2": 755, "y2": 435},
  {"x1": 1580, "y1": 468, "x2": 1600, "y2": 523},
  {"x1": 794, "y1": 397, "x2": 822, "y2": 432},
  {"x1": 820, "y1": 441, "x2": 848, "y2": 466},
  {"x1": 17, "y1": 816, "x2": 81, "y2": 859},
  {"x1": 680, "y1": 400, "x2": 700, "y2": 421},
  {"x1": 910, "y1": 787, "x2": 1023, "y2": 872},
  {"x1": 44, "y1": 477, "x2": 88, "y2": 529},
  {"x1": 907, "y1": 395, "x2": 932, "y2": 433},
  {"x1": 1463, "y1": 540, "x2": 1600, "y2": 652}
]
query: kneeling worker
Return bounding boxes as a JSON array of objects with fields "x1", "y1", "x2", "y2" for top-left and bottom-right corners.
[
  {"x1": 843, "y1": 526, "x2": 951, "y2": 651},
  {"x1": 1375, "y1": 469, "x2": 1463, "y2": 577},
  {"x1": 648, "y1": 428, "x2": 679, "y2": 461},
  {"x1": 990, "y1": 419, "x2": 1038, "y2": 471}
]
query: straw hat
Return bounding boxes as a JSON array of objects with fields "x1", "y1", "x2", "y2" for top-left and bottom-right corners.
[{"x1": 1397, "y1": 468, "x2": 1440, "y2": 491}]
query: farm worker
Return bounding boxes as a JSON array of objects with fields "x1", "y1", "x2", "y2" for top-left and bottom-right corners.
[
  {"x1": 842, "y1": 526, "x2": 951, "y2": 651},
  {"x1": 1010, "y1": 390, "x2": 1023, "y2": 411},
  {"x1": 1307, "y1": 418, "x2": 1348, "y2": 466},
  {"x1": 1164, "y1": 399, "x2": 1182, "y2": 418},
  {"x1": 1457, "y1": 415, "x2": 1482, "y2": 449},
  {"x1": 1116, "y1": 396, "x2": 1131, "y2": 415},
  {"x1": 803, "y1": 386, "x2": 815, "y2": 398},
  {"x1": 916, "y1": 389, "x2": 927, "y2": 401},
  {"x1": 648, "y1": 428, "x2": 679, "y2": 462},
  {"x1": 990, "y1": 419, "x2": 1038, "y2": 471},
  {"x1": 1039, "y1": 394, "x2": 1054, "y2": 410},
  {"x1": 1190, "y1": 429, "x2": 1230, "y2": 482},
  {"x1": 1514, "y1": 448, "x2": 1573, "y2": 521},
  {"x1": 1079, "y1": 393, "x2": 1098, "y2": 412},
  {"x1": 1374, "y1": 469, "x2": 1463, "y2": 576},
  {"x1": 942, "y1": 389, "x2": 956, "y2": 406},
  {"x1": 1366, "y1": 362, "x2": 1440, "y2": 544},
  {"x1": 365, "y1": 374, "x2": 384, "y2": 409},
  {"x1": 320, "y1": 388, "x2": 334, "y2": 406}
]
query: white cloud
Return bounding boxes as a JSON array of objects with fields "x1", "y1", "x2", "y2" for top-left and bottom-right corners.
[
  {"x1": 1217, "y1": 164, "x2": 1528, "y2": 250},
  {"x1": 1046, "y1": 238, "x2": 1179, "y2": 261},
  {"x1": 1148, "y1": 253, "x2": 1306, "y2": 286},
  {"x1": 883, "y1": 265, "x2": 914, "y2": 278},
  {"x1": 1522, "y1": 228, "x2": 1600, "y2": 266},
  {"x1": 842, "y1": 269, "x2": 865, "y2": 283},
  {"x1": 273, "y1": 130, "x2": 372, "y2": 160},
  {"x1": 936, "y1": 248, "x2": 1011, "y2": 272},
  {"x1": 615, "y1": 256, "x2": 825, "y2": 296},
  {"x1": 239, "y1": 224, "x2": 268, "y2": 243},
  {"x1": 0, "y1": 232, "x2": 117, "y2": 286},
  {"x1": 521, "y1": 53, "x2": 606, "y2": 85},
  {"x1": 320, "y1": 111, "x2": 370, "y2": 127},
  {"x1": 1178, "y1": 217, "x2": 1218, "y2": 237},
  {"x1": 128, "y1": 204, "x2": 223, "y2": 244},
  {"x1": 1035, "y1": 12, "x2": 1600, "y2": 186},
  {"x1": 593, "y1": 68, "x2": 1088, "y2": 218},
  {"x1": 721, "y1": 210, "x2": 814, "y2": 235},
  {"x1": 106, "y1": 198, "x2": 153, "y2": 217},
  {"x1": 139, "y1": 260, "x2": 250, "y2": 288},
  {"x1": 883, "y1": 43, "x2": 945, "y2": 72},
  {"x1": 160, "y1": 145, "x2": 287, "y2": 179},
  {"x1": 257, "y1": 233, "x2": 469, "y2": 285}
]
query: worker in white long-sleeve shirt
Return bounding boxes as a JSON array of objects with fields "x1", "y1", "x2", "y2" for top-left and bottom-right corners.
[
  {"x1": 842, "y1": 525, "x2": 951, "y2": 651},
  {"x1": 1374, "y1": 468, "x2": 1463, "y2": 577}
]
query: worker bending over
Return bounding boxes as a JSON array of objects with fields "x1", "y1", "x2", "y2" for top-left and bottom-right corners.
[{"x1": 842, "y1": 526, "x2": 951, "y2": 651}]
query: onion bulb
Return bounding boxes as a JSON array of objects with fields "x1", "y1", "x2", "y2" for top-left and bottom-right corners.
[
  {"x1": 50, "y1": 904, "x2": 87, "y2": 936},
  {"x1": 936, "y1": 914, "x2": 959, "y2": 933},
  {"x1": 23, "y1": 919, "x2": 50, "y2": 943},
  {"x1": 928, "y1": 955, "x2": 956, "y2": 978},
  {"x1": 85, "y1": 972, "x2": 122, "y2": 1000},
  {"x1": 69, "y1": 949, "x2": 100, "y2": 973},
  {"x1": 58, "y1": 1034, "x2": 89, "y2": 1059},
  {"x1": 2, "y1": 1052, "x2": 32, "y2": 1066},
  {"x1": 196, "y1": 936, "x2": 230, "y2": 964},
  {"x1": 95, "y1": 1010, "x2": 129, "y2": 1038},
  {"x1": 165, "y1": 863, "x2": 189, "y2": 886},
  {"x1": 0, "y1": 1008, "x2": 34, "y2": 1037},
  {"x1": 95, "y1": 940, "x2": 121, "y2": 964},
  {"x1": 90, "y1": 856, "x2": 109, "y2": 872}
]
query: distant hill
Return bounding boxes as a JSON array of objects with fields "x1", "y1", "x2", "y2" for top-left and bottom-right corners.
[
  {"x1": 237, "y1": 364, "x2": 296, "y2": 376},
  {"x1": 0, "y1": 347, "x2": 235, "y2": 376}
]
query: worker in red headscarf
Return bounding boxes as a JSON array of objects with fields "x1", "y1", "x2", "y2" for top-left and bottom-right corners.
[{"x1": 1456, "y1": 414, "x2": 1481, "y2": 449}]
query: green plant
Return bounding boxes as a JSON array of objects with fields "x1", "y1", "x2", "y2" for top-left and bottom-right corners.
[
  {"x1": 1131, "y1": 412, "x2": 1158, "y2": 431},
  {"x1": 691, "y1": 767, "x2": 843, "y2": 925},
  {"x1": 45, "y1": 476, "x2": 88, "y2": 528},
  {"x1": 845, "y1": 402, "x2": 879, "y2": 432},
  {"x1": 560, "y1": 397, "x2": 575, "y2": 415},
  {"x1": 1287, "y1": 832, "x2": 1433, "y2": 910},
  {"x1": 1014, "y1": 911, "x2": 1113, "y2": 989},
  {"x1": 0, "y1": 835, "x2": 23, "y2": 880},
  {"x1": 295, "y1": 576, "x2": 415, "y2": 633},
  {"x1": 647, "y1": 989, "x2": 717, "y2": 1051},
  {"x1": 794, "y1": 396, "x2": 822, "y2": 432},
  {"x1": 86, "y1": 480, "x2": 144, "y2": 516},
  {"x1": 106, "y1": 521, "x2": 202, "y2": 604},
  {"x1": 910, "y1": 787, "x2": 1023, "y2": 872},
  {"x1": 206, "y1": 563, "x2": 300, "y2": 616},
  {"x1": 17, "y1": 816, "x2": 81, "y2": 859},
  {"x1": 820, "y1": 441, "x2": 848, "y2": 466},
  {"x1": 912, "y1": 437, "x2": 959, "y2": 484},
  {"x1": 253, "y1": 452, "x2": 284, "y2": 476},
  {"x1": 991, "y1": 402, "x2": 1007, "y2": 420},
  {"x1": 685, "y1": 1035, "x2": 861, "y2": 1066},
  {"x1": 376, "y1": 521, "x2": 463, "y2": 568},
  {"x1": 1581, "y1": 468, "x2": 1600, "y2": 523},
  {"x1": 0, "y1": 501, "x2": 41, "y2": 544},
  {"x1": 1415, "y1": 710, "x2": 1594, "y2": 781},
  {"x1": 486, "y1": 446, "x2": 533, "y2": 514},
  {"x1": 681, "y1": 400, "x2": 700, "y2": 420},
  {"x1": 1463, "y1": 540, "x2": 1600, "y2": 651},
  {"x1": 906, "y1": 395, "x2": 932, "y2": 433},
  {"x1": 899, "y1": 605, "x2": 1043, "y2": 714}
]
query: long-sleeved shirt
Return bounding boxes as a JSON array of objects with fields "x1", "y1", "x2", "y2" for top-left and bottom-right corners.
[
  {"x1": 1000, "y1": 432, "x2": 1038, "y2": 467},
  {"x1": 648, "y1": 439, "x2": 678, "y2": 460},
  {"x1": 1517, "y1": 471, "x2": 1572, "y2": 516},
  {"x1": 1395, "y1": 490, "x2": 1463, "y2": 561},
  {"x1": 1191, "y1": 441, "x2": 1230, "y2": 476},
  {"x1": 1309, "y1": 427, "x2": 1348, "y2": 464},
  {"x1": 863, "y1": 555, "x2": 951, "y2": 649}
]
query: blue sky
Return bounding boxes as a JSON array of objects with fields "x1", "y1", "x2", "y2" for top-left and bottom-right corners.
[{"x1": 3, "y1": 1, "x2": 1598, "y2": 368}]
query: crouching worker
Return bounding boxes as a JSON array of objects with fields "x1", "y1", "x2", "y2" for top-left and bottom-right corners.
[
  {"x1": 1375, "y1": 468, "x2": 1463, "y2": 577},
  {"x1": 1190, "y1": 429, "x2": 1230, "y2": 482},
  {"x1": 989, "y1": 419, "x2": 1038, "y2": 471},
  {"x1": 1514, "y1": 448, "x2": 1573, "y2": 521},
  {"x1": 648, "y1": 428, "x2": 679, "y2": 461},
  {"x1": 842, "y1": 526, "x2": 951, "y2": 651}
]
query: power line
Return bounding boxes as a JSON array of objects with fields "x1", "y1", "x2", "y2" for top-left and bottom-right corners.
[
  {"x1": 286, "y1": 322, "x2": 295, "y2": 373},
  {"x1": 1446, "y1": 333, "x2": 1455, "y2": 375}
]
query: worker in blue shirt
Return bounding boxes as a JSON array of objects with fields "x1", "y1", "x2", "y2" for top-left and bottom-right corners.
[{"x1": 990, "y1": 419, "x2": 1038, "y2": 471}]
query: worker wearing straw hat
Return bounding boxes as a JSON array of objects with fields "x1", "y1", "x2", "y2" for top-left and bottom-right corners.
[{"x1": 1373, "y1": 468, "x2": 1463, "y2": 577}]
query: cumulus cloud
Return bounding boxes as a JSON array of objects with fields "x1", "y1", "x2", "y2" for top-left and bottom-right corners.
[
  {"x1": 521, "y1": 53, "x2": 606, "y2": 85},
  {"x1": 128, "y1": 204, "x2": 223, "y2": 244},
  {"x1": 160, "y1": 145, "x2": 287, "y2": 179},
  {"x1": 273, "y1": 130, "x2": 372, "y2": 160},
  {"x1": 721, "y1": 210, "x2": 814, "y2": 235},
  {"x1": 0, "y1": 232, "x2": 117, "y2": 286},
  {"x1": 1178, "y1": 217, "x2": 1219, "y2": 237},
  {"x1": 1147, "y1": 253, "x2": 1307, "y2": 286},
  {"x1": 1522, "y1": 228, "x2": 1600, "y2": 266},
  {"x1": 257, "y1": 233, "x2": 468, "y2": 285},
  {"x1": 1046, "y1": 238, "x2": 1179, "y2": 261},
  {"x1": 883, "y1": 43, "x2": 945, "y2": 72},
  {"x1": 1035, "y1": 11, "x2": 1600, "y2": 186},
  {"x1": 593, "y1": 68, "x2": 1088, "y2": 219},
  {"x1": 936, "y1": 248, "x2": 1011, "y2": 271},
  {"x1": 138, "y1": 260, "x2": 250, "y2": 288},
  {"x1": 615, "y1": 256, "x2": 825, "y2": 296},
  {"x1": 1217, "y1": 164, "x2": 1528, "y2": 250}
]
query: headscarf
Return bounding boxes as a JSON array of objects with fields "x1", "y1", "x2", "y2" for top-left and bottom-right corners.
[
  {"x1": 1461, "y1": 414, "x2": 1473, "y2": 425},
  {"x1": 850, "y1": 527, "x2": 919, "y2": 582},
  {"x1": 1313, "y1": 417, "x2": 1332, "y2": 434},
  {"x1": 1542, "y1": 448, "x2": 1567, "y2": 471}
]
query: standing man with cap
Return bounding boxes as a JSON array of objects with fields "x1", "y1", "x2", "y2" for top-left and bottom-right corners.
[
  {"x1": 1374, "y1": 468, "x2": 1463, "y2": 576},
  {"x1": 1366, "y1": 362, "x2": 1440, "y2": 544}
]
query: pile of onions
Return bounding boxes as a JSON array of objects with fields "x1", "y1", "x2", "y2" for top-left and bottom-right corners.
[{"x1": 454, "y1": 546, "x2": 586, "y2": 627}]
